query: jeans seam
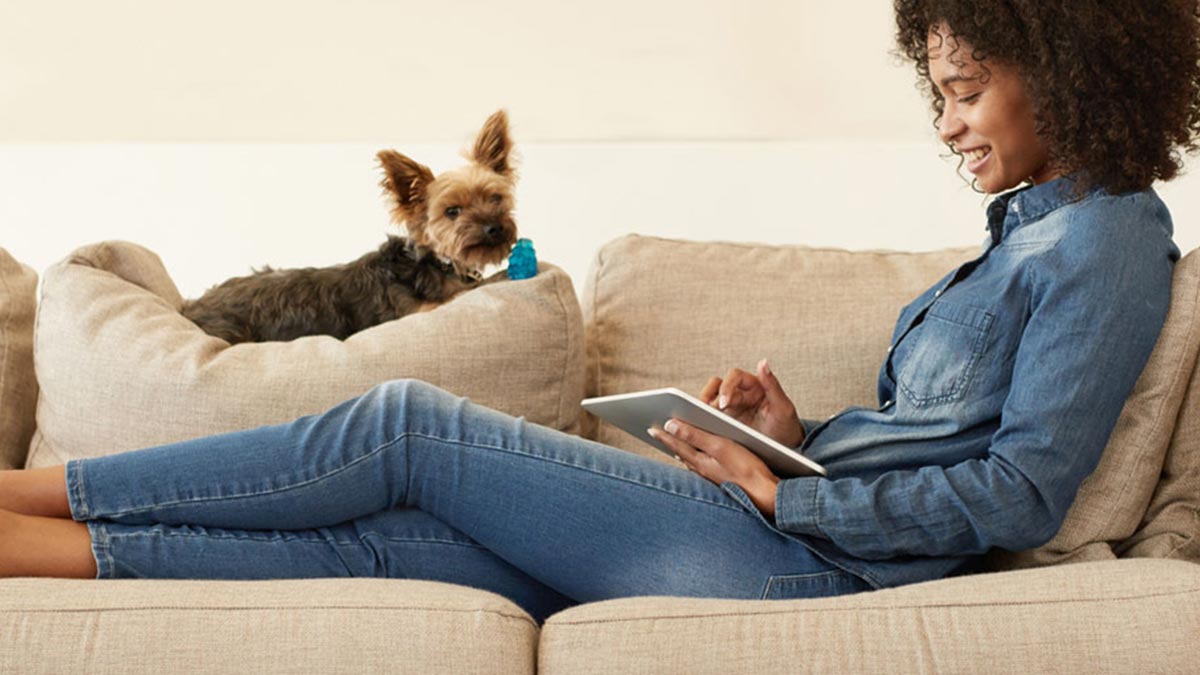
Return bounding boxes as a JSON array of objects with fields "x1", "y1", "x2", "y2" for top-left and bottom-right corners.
[
  {"x1": 89, "y1": 430, "x2": 742, "y2": 520},
  {"x1": 69, "y1": 460, "x2": 91, "y2": 520},
  {"x1": 106, "y1": 529, "x2": 487, "y2": 550},
  {"x1": 90, "y1": 435, "x2": 412, "y2": 519},
  {"x1": 413, "y1": 432, "x2": 745, "y2": 512},
  {"x1": 89, "y1": 521, "x2": 113, "y2": 579}
]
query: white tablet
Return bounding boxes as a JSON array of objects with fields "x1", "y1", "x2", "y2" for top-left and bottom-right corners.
[{"x1": 582, "y1": 387, "x2": 826, "y2": 477}]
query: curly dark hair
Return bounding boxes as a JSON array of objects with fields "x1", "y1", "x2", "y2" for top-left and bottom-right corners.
[{"x1": 894, "y1": 1, "x2": 1200, "y2": 194}]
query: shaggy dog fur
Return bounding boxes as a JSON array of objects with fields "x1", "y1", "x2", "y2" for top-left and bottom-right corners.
[{"x1": 182, "y1": 110, "x2": 518, "y2": 344}]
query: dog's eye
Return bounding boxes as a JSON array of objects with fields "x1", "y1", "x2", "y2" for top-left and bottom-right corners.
[
  {"x1": 489, "y1": 195, "x2": 503, "y2": 205},
  {"x1": 445, "y1": 206, "x2": 461, "y2": 219}
]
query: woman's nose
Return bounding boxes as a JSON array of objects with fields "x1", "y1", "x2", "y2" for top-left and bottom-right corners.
[{"x1": 937, "y1": 101, "x2": 966, "y2": 145}]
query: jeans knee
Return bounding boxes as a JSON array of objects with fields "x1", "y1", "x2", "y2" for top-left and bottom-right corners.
[
  {"x1": 369, "y1": 378, "x2": 440, "y2": 404},
  {"x1": 363, "y1": 378, "x2": 456, "y2": 434}
]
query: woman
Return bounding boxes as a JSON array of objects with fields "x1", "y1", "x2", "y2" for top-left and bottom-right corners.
[{"x1": 2, "y1": 2, "x2": 1199, "y2": 623}]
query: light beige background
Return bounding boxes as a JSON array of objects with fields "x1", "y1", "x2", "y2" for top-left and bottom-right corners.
[{"x1": 1, "y1": 0, "x2": 1196, "y2": 296}]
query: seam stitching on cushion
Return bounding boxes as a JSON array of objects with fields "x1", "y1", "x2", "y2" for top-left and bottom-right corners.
[
  {"x1": 544, "y1": 587, "x2": 1200, "y2": 626},
  {"x1": 3, "y1": 605, "x2": 539, "y2": 628}
]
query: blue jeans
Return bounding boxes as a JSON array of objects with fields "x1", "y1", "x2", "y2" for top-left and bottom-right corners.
[{"x1": 66, "y1": 379, "x2": 870, "y2": 622}]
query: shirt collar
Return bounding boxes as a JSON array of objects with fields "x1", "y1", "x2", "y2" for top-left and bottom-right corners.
[{"x1": 985, "y1": 175, "x2": 1100, "y2": 246}]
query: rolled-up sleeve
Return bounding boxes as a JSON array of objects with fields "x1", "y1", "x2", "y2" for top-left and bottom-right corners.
[{"x1": 775, "y1": 222, "x2": 1175, "y2": 560}]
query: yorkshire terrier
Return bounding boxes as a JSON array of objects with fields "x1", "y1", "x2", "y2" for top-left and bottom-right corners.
[{"x1": 182, "y1": 110, "x2": 519, "y2": 344}]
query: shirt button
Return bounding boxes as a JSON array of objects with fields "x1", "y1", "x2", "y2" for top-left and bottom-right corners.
[
  {"x1": 934, "y1": 289, "x2": 944, "y2": 297},
  {"x1": 882, "y1": 400, "x2": 894, "y2": 408},
  {"x1": 886, "y1": 345, "x2": 894, "y2": 354}
]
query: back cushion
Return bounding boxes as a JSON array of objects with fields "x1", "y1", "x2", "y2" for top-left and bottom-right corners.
[
  {"x1": 27, "y1": 241, "x2": 584, "y2": 467},
  {"x1": 0, "y1": 249, "x2": 38, "y2": 470},
  {"x1": 582, "y1": 235, "x2": 1198, "y2": 568}
]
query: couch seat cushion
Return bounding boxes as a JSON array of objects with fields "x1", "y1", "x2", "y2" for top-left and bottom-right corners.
[
  {"x1": 0, "y1": 578, "x2": 537, "y2": 674},
  {"x1": 27, "y1": 241, "x2": 583, "y2": 467},
  {"x1": 0, "y1": 248, "x2": 38, "y2": 470},
  {"x1": 539, "y1": 559, "x2": 1200, "y2": 674}
]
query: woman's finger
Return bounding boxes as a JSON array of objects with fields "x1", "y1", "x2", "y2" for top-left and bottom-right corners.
[
  {"x1": 756, "y1": 359, "x2": 795, "y2": 413},
  {"x1": 661, "y1": 418, "x2": 731, "y2": 461},
  {"x1": 699, "y1": 376, "x2": 723, "y2": 406},
  {"x1": 718, "y1": 368, "x2": 764, "y2": 412}
]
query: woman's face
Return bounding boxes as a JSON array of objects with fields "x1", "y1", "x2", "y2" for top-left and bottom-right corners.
[{"x1": 928, "y1": 25, "x2": 1058, "y2": 193}]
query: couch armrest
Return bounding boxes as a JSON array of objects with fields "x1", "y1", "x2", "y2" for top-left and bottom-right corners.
[{"x1": 539, "y1": 559, "x2": 1199, "y2": 674}]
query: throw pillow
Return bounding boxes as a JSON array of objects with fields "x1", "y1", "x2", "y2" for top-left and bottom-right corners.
[
  {"x1": 0, "y1": 248, "x2": 38, "y2": 470},
  {"x1": 26, "y1": 241, "x2": 583, "y2": 468}
]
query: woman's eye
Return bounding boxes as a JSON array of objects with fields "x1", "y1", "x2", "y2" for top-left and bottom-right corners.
[
  {"x1": 958, "y1": 92, "x2": 982, "y2": 104},
  {"x1": 445, "y1": 206, "x2": 461, "y2": 218}
]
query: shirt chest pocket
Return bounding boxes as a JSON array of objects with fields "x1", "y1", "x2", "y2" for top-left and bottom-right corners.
[{"x1": 894, "y1": 300, "x2": 995, "y2": 407}]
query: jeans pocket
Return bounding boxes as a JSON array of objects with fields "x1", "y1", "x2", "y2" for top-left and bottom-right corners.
[{"x1": 761, "y1": 569, "x2": 872, "y2": 600}]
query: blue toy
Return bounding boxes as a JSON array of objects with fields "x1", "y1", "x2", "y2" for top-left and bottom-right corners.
[{"x1": 507, "y1": 238, "x2": 538, "y2": 280}]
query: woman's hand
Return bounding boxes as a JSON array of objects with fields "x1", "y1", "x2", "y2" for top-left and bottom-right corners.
[
  {"x1": 700, "y1": 359, "x2": 804, "y2": 449},
  {"x1": 649, "y1": 419, "x2": 780, "y2": 520}
]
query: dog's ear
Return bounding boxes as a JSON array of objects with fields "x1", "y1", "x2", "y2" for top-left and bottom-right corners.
[
  {"x1": 471, "y1": 109, "x2": 513, "y2": 177},
  {"x1": 377, "y1": 150, "x2": 436, "y2": 221}
]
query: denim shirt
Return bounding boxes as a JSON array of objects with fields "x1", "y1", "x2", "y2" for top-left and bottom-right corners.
[{"x1": 774, "y1": 176, "x2": 1180, "y2": 590}]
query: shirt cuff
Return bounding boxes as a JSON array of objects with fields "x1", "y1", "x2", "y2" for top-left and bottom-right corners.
[
  {"x1": 774, "y1": 476, "x2": 825, "y2": 537},
  {"x1": 798, "y1": 418, "x2": 824, "y2": 445}
]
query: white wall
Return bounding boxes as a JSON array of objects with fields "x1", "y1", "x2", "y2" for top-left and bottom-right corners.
[
  {"x1": 0, "y1": 0, "x2": 927, "y2": 142},
  {"x1": 1, "y1": 1, "x2": 1197, "y2": 298}
]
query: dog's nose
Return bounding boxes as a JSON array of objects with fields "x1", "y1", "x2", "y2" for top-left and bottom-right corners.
[{"x1": 483, "y1": 223, "x2": 504, "y2": 241}]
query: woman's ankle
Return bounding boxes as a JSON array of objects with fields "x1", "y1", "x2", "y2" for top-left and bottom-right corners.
[
  {"x1": 0, "y1": 508, "x2": 97, "y2": 579},
  {"x1": 0, "y1": 467, "x2": 73, "y2": 518}
]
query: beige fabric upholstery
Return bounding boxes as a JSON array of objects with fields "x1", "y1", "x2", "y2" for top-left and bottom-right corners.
[
  {"x1": 539, "y1": 559, "x2": 1200, "y2": 675},
  {"x1": 1122, "y1": 318, "x2": 1200, "y2": 563},
  {"x1": 0, "y1": 248, "x2": 38, "y2": 471},
  {"x1": 0, "y1": 578, "x2": 537, "y2": 675},
  {"x1": 582, "y1": 235, "x2": 1198, "y2": 569},
  {"x1": 27, "y1": 241, "x2": 584, "y2": 468},
  {"x1": 581, "y1": 235, "x2": 974, "y2": 456}
]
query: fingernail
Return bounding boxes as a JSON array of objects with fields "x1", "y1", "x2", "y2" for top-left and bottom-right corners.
[
  {"x1": 718, "y1": 395, "x2": 728, "y2": 409},
  {"x1": 761, "y1": 359, "x2": 771, "y2": 376},
  {"x1": 664, "y1": 420, "x2": 679, "y2": 435}
]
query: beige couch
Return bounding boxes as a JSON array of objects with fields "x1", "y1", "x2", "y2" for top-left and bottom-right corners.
[{"x1": 1, "y1": 236, "x2": 1198, "y2": 674}]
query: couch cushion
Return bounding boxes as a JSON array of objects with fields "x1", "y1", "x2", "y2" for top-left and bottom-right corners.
[
  {"x1": 0, "y1": 578, "x2": 537, "y2": 674},
  {"x1": 581, "y1": 235, "x2": 975, "y2": 454},
  {"x1": 27, "y1": 240, "x2": 583, "y2": 467},
  {"x1": 0, "y1": 248, "x2": 38, "y2": 471},
  {"x1": 539, "y1": 559, "x2": 1200, "y2": 674},
  {"x1": 582, "y1": 235, "x2": 1198, "y2": 568},
  {"x1": 1121, "y1": 312, "x2": 1200, "y2": 563}
]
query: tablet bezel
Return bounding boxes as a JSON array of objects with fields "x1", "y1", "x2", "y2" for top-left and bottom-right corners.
[{"x1": 582, "y1": 387, "x2": 826, "y2": 477}]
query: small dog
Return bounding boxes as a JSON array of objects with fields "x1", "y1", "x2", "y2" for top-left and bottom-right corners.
[{"x1": 182, "y1": 110, "x2": 519, "y2": 344}]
